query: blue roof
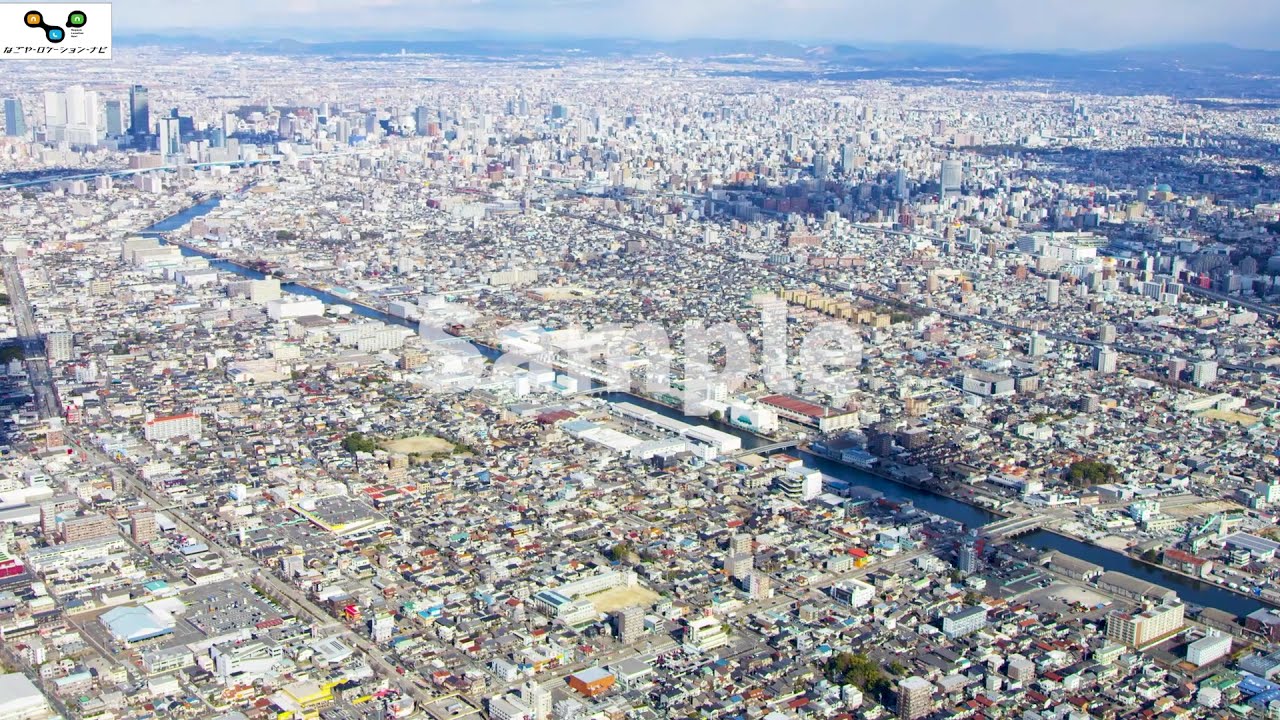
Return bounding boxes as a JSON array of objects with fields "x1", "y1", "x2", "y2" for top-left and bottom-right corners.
[
  {"x1": 1240, "y1": 674, "x2": 1278, "y2": 696},
  {"x1": 101, "y1": 606, "x2": 173, "y2": 642}
]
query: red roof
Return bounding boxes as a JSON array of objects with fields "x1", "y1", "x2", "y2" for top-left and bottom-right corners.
[
  {"x1": 146, "y1": 412, "x2": 197, "y2": 424},
  {"x1": 1164, "y1": 548, "x2": 1208, "y2": 566},
  {"x1": 760, "y1": 394, "x2": 833, "y2": 418}
]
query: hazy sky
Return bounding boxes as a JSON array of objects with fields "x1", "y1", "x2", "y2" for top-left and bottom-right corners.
[{"x1": 114, "y1": 0, "x2": 1280, "y2": 50}]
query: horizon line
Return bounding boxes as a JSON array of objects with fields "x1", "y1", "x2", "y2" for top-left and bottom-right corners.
[{"x1": 107, "y1": 32, "x2": 1278, "y2": 55}]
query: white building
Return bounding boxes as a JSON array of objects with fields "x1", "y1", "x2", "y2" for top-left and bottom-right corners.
[
  {"x1": 0, "y1": 673, "x2": 53, "y2": 720},
  {"x1": 941, "y1": 606, "x2": 988, "y2": 638},
  {"x1": 830, "y1": 578, "x2": 875, "y2": 607},
  {"x1": 211, "y1": 639, "x2": 285, "y2": 685},
  {"x1": 1192, "y1": 360, "x2": 1219, "y2": 387},
  {"x1": 1092, "y1": 346, "x2": 1118, "y2": 374},
  {"x1": 143, "y1": 413, "x2": 202, "y2": 442},
  {"x1": 775, "y1": 467, "x2": 823, "y2": 501},
  {"x1": 44, "y1": 85, "x2": 100, "y2": 145},
  {"x1": 488, "y1": 695, "x2": 533, "y2": 720},
  {"x1": 228, "y1": 279, "x2": 282, "y2": 303},
  {"x1": 267, "y1": 298, "x2": 325, "y2": 321},
  {"x1": 684, "y1": 614, "x2": 730, "y2": 652},
  {"x1": 45, "y1": 331, "x2": 73, "y2": 363},
  {"x1": 1186, "y1": 633, "x2": 1231, "y2": 667}
]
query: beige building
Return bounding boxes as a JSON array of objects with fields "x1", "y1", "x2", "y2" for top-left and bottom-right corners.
[{"x1": 1106, "y1": 602, "x2": 1185, "y2": 648}]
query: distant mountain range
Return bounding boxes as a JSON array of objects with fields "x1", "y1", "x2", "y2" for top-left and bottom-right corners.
[{"x1": 114, "y1": 35, "x2": 1280, "y2": 97}]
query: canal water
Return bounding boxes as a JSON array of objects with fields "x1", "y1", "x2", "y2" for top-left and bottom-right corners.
[{"x1": 143, "y1": 198, "x2": 1264, "y2": 618}]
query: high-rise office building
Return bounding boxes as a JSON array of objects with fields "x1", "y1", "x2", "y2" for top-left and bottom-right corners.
[
  {"x1": 813, "y1": 151, "x2": 830, "y2": 180},
  {"x1": 940, "y1": 159, "x2": 963, "y2": 198},
  {"x1": 841, "y1": 144, "x2": 858, "y2": 173},
  {"x1": 43, "y1": 91, "x2": 66, "y2": 134},
  {"x1": 43, "y1": 86, "x2": 99, "y2": 145},
  {"x1": 104, "y1": 99, "x2": 125, "y2": 135},
  {"x1": 158, "y1": 116, "x2": 181, "y2": 159},
  {"x1": 895, "y1": 168, "x2": 909, "y2": 201},
  {"x1": 898, "y1": 677, "x2": 934, "y2": 720},
  {"x1": 3, "y1": 98, "x2": 26, "y2": 137},
  {"x1": 130, "y1": 84, "x2": 150, "y2": 137}
]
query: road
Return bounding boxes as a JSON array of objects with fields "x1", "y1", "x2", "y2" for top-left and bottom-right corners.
[
  {"x1": 0, "y1": 640, "x2": 74, "y2": 719},
  {"x1": 0, "y1": 254, "x2": 60, "y2": 418},
  {"x1": 65, "y1": 433, "x2": 440, "y2": 710}
]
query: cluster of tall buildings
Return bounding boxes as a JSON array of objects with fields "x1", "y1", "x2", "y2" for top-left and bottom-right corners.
[
  {"x1": 1, "y1": 83, "x2": 157, "y2": 149},
  {"x1": 43, "y1": 86, "x2": 101, "y2": 145}
]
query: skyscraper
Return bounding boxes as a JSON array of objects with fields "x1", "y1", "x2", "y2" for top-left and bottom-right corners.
[
  {"x1": 414, "y1": 105, "x2": 431, "y2": 136},
  {"x1": 813, "y1": 151, "x2": 830, "y2": 180},
  {"x1": 104, "y1": 99, "x2": 125, "y2": 136},
  {"x1": 940, "y1": 159, "x2": 963, "y2": 198},
  {"x1": 898, "y1": 677, "x2": 934, "y2": 720},
  {"x1": 3, "y1": 98, "x2": 26, "y2": 137},
  {"x1": 130, "y1": 84, "x2": 150, "y2": 138},
  {"x1": 43, "y1": 91, "x2": 66, "y2": 137},
  {"x1": 158, "y1": 116, "x2": 181, "y2": 159},
  {"x1": 43, "y1": 86, "x2": 99, "y2": 145}
]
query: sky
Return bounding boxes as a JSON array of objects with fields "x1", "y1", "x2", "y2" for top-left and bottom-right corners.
[{"x1": 112, "y1": 0, "x2": 1280, "y2": 51}]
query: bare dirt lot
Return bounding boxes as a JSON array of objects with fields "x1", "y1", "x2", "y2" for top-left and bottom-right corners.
[
  {"x1": 381, "y1": 435, "x2": 454, "y2": 456},
  {"x1": 588, "y1": 585, "x2": 661, "y2": 613}
]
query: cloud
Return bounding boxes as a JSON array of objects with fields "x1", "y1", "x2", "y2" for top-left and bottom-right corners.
[{"x1": 111, "y1": 0, "x2": 1280, "y2": 50}]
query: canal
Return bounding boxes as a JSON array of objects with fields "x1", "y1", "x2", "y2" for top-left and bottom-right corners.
[{"x1": 142, "y1": 197, "x2": 1265, "y2": 619}]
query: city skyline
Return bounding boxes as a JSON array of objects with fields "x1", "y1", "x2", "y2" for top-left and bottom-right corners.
[
  {"x1": 3, "y1": 5, "x2": 1280, "y2": 719},
  {"x1": 110, "y1": 0, "x2": 1280, "y2": 51}
]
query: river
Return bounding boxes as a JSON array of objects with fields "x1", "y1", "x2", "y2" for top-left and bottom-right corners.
[{"x1": 142, "y1": 198, "x2": 1265, "y2": 619}]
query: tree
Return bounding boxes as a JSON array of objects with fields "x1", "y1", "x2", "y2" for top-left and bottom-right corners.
[
  {"x1": 608, "y1": 541, "x2": 635, "y2": 563},
  {"x1": 342, "y1": 432, "x2": 379, "y2": 455},
  {"x1": 826, "y1": 652, "x2": 890, "y2": 693},
  {"x1": 1066, "y1": 459, "x2": 1119, "y2": 488}
]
